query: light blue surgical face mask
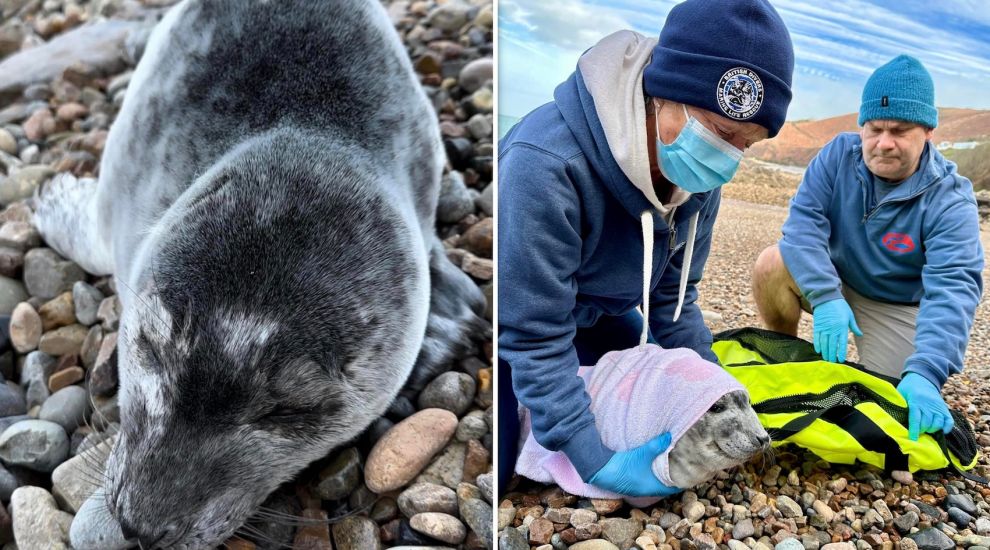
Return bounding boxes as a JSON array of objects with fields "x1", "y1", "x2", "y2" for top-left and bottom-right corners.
[{"x1": 655, "y1": 103, "x2": 743, "y2": 194}]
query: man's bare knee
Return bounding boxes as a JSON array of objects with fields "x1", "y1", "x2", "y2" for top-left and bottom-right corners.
[{"x1": 753, "y1": 245, "x2": 788, "y2": 289}]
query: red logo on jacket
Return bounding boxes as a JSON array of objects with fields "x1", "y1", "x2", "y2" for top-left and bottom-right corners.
[{"x1": 881, "y1": 232, "x2": 915, "y2": 253}]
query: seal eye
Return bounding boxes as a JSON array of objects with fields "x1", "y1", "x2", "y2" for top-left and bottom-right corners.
[{"x1": 710, "y1": 402, "x2": 726, "y2": 414}]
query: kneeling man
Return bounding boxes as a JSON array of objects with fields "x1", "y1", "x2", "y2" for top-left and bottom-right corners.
[{"x1": 752, "y1": 55, "x2": 984, "y2": 441}]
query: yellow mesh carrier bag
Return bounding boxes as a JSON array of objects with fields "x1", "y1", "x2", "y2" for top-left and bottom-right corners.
[{"x1": 712, "y1": 328, "x2": 984, "y2": 483}]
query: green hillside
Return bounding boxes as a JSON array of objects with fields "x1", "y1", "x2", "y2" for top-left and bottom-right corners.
[{"x1": 943, "y1": 143, "x2": 990, "y2": 191}]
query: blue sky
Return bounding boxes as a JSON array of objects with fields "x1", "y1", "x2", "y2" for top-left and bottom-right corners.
[{"x1": 499, "y1": 0, "x2": 990, "y2": 121}]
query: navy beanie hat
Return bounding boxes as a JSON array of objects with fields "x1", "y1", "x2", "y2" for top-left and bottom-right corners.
[
  {"x1": 644, "y1": 0, "x2": 794, "y2": 138},
  {"x1": 858, "y1": 55, "x2": 937, "y2": 129}
]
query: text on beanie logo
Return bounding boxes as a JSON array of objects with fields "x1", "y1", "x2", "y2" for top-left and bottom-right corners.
[
  {"x1": 881, "y1": 232, "x2": 916, "y2": 254},
  {"x1": 717, "y1": 68, "x2": 763, "y2": 120}
]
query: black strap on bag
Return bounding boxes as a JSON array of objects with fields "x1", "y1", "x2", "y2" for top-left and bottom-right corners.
[{"x1": 767, "y1": 403, "x2": 909, "y2": 472}]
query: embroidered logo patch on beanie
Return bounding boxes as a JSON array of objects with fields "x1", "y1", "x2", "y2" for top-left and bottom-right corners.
[{"x1": 717, "y1": 68, "x2": 764, "y2": 119}]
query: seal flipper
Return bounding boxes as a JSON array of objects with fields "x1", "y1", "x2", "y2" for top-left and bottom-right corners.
[
  {"x1": 390, "y1": 238, "x2": 491, "y2": 416},
  {"x1": 33, "y1": 173, "x2": 114, "y2": 275}
]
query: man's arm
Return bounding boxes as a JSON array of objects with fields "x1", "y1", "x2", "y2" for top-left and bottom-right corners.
[
  {"x1": 497, "y1": 144, "x2": 614, "y2": 480},
  {"x1": 778, "y1": 140, "x2": 844, "y2": 307},
  {"x1": 648, "y1": 190, "x2": 720, "y2": 363},
  {"x1": 904, "y1": 198, "x2": 984, "y2": 388}
]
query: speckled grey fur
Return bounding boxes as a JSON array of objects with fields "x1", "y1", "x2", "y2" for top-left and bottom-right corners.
[
  {"x1": 668, "y1": 390, "x2": 769, "y2": 489},
  {"x1": 34, "y1": 1, "x2": 487, "y2": 548}
]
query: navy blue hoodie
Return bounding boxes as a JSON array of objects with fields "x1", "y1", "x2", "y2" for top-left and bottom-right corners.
[{"x1": 498, "y1": 32, "x2": 721, "y2": 480}]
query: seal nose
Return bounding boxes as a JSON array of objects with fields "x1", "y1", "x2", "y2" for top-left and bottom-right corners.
[{"x1": 756, "y1": 433, "x2": 771, "y2": 448}]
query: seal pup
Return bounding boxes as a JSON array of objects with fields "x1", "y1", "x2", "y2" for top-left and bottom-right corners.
[
  {"x1": 33, "y1": 0, "x2": 488, "y2": 548},
  {"x1": 668, "y1": 390, "x2": 769, "y2": 489}
]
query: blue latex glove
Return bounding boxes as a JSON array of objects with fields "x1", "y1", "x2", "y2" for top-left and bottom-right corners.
[
  {"x1": 812, "y1": 298, "x2": 863, "y2": 363},
  {"x1": 587, "y1": 433, "x2": 680, "y2": 497},
  {"x1": 897, "y1": 373, "x2": 954, "y2": 441}
]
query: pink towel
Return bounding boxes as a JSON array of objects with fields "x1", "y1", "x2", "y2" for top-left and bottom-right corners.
[{"x1": 515, "y1": 344, "x2": 745, "y2": 505}]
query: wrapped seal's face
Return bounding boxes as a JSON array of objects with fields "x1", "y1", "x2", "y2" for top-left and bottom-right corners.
[
  {"x1": 667, "y1": 390, "x2": 769, "y2": 489},
  {"x1": 102, "y1": 298, "x2": 367, "y2": 549}
]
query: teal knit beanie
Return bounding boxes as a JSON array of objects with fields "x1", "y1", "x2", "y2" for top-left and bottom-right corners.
[{"x1": 858, "y1": 55, "x2": 937, "y2": 128}]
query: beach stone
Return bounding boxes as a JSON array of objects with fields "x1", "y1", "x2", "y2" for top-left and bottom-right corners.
[
  {"x1": 49, "y1": 366, "x2": 84, "y2": 392},
  {"x1": 820, "y1": 544, "x2": 854, "y2": 550},
  {"x1": 476, "y1": 183, "x2": 492, "y2": 216},
  {"x1": 528, "y1": 517, "x2": 552, "y2": 544},
  {"x1": 0, "y1": 419, "x2": 69, "y2": 471},
  {"x1": 68, "y1": 488, "x2": 130, "y2": 550},
  {"x1": 872, "y1": 500, "x2": 892, "y2": 522},
  {"x1": 0, "y1": 463, "x2": 17, "y2": 501},
  {"x1": 601, "y1": 518, "x2": 642, "y2": 547},
  {"x1": 459, "y1": 58, "x2": 492, "y2": 93},
  {"x1": 416, "y1": 441, "x2": 465, "y2": 489},
  {"x1": 79, "y1": 325, "x2": 102, "y2": 369},
  {"x1": 410, "y1": 512, "x2": 465, "y2": 544},
  {"x1": 21, "y1": 350, "x2": 55, "y2": 408},
  {"x1": 461, "y1": 218, "x2": 492, "y2": 258},
  {"x1": 0, "y1": 21, "x2": 140, "y2": 102},
  {"x1": 9, "y1": 301, "x2": 40, "y2": 352},
  {"x1": 438, "y1": 171, "x2": 474, "y2": 223},
  {"x1": 418, "y1": 371, "x2": 475, "y2": 415},
  {"x1": 0, "y1": 221, "x2": 39, "y2": 251},
  {"x1": 51, "y1": 435, "x2": 113, "y2": 513},
  {"x1": 398, "y1": 482, "x2": 458, "y2": 517},
  {"x1": 678, "y1": 500, "x2": 702, "y2": 523},
  {"x1": 292, "y1": 508, "x2": 332, "y2": 550},
  {"x1": 907, "y1": 528, "x2": 954, "y2": 550},
  {"x1": 813, "y1": 500, "x2": 834, "y2": 523},
  {"x1": 23, "y1": 248, "x2": 85, "y2": 300},
  {"x1": 10, "y1": 486, "x2": 72, "y2": 550},
  {"x1": 0, "y1": 276, "x2": 27, "y2": 315},
  {"x1": 0, "y1": 246, "x2": 23, "y2": 278},
  {"x1": 426, "y1": 1, "x2": 470, "y2": 31},
  {"x1": 365, "y1": 408, "x2": 458, "y2": 493},
  {"x1": 476, "y1": 472, "x2": 492, "y2": 503},
  {"x1": 947, "y1": 506, "x2": 972, "y2": 526},
  {"x1": 945, "y1": 493, "x2": 977, "y2": 515},
  {"x1": 777, "y1": 495, "x2": 802, "y2": 518},
  {"x1": 891, "y1": 470, "x2": 913, "y2": 484},
  {"x1": 499, "y1": 527, "x2": 528, "y2": 550},
  {"x1": 0, "y1": 129, "x2": 15, "y2": 155},
  {"x1": 976, "y1": 517, "x2": 990, "y2": 535},
  {"x1": 38, "y1": 385, "x2": 88, "y2": 433},
  {"x1": 455, "y1": 410, "x2": 488, "y2": 442},
  {"x1": 72, "y1": 282, "x2": 103, "y2": 325},
  {"x1": 0, "y1": 380, "x2": 24, "y2": 417},
  {"x1": 89, "y1": 330, "x2": 117, "y2": 396},
  {"x1": 96, "y1": 295, "x2": 120, "y2": 330},
  {"x1": 38, "y1": 292, "x2": 75, "y2": 331},
  {"x1": 569, "y1": 541, "x2": 620, "y2": 550},
  {"x1": 315, "y1": 447, "x2": 361, "y2": 500},
  {"x1": 459, "y1": 498, "x2": 492, "y2": 550},
  {"x1": 331, "y1": 516, "x2": 381, "y2": 550},
  {"x1": 0, "y1": 165, "x2": 54, "y2": 204},
  {"x1": 38, "y1": 323, "x2": 88, "y2": 356},
  {"x1": 894, "y1": 511, "x2": 919, "y2": 533},
  {"x1": 734, "y1": 518, "x2": 755, "y2": 539}
]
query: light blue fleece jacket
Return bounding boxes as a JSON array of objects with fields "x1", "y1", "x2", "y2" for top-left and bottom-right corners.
[{"x1": 779, "y1": 132, "x2": 984, "y2": 388}]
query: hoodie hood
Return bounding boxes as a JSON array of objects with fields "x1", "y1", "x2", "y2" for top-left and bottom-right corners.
[{"x1": 554, "y1": 30, "x2": 703, "y2": 223}]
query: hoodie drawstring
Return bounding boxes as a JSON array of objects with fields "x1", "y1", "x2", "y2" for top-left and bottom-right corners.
[{"x1": 640, "y1": 209, "x2": 701, "y2": 344}]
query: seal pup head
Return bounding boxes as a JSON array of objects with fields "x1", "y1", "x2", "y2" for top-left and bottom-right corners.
[
  {"x1": 102, "y1": 153, "x2": 430, "y2": 549},
  {"x1": 667, "y1": 390, "x2": 769, "y2": 489}
]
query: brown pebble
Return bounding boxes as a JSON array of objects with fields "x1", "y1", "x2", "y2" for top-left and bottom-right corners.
[
  {"x1": 222, "y1": 537, "x2": 255, "y2": 550},
  {"x1": 462, "y1": 254, "x2": 492, "y2": 280},
  {"x1": 48, "y1": 366, "x2": 84, "y2": 392},
  {"x1": 23, "y1": 109, "x2": 55, "y2": 141},
  {"x1": 364, "y1": 408, "x2": 458, "y2": 493},
  {"x1": 462, "y1": 438, "x2": 490, "y2": 483},
  {"x1": 38, "y1": 292, "x2": 76, "y2": 331},
  {"x1": 461, "y1": 218, "x2": 492, "y2": 258},
  {"x1": 38, "y1": 323, "x2": 89, "y2": 356},
  {"x1": 293, "y1": 509, "x2": 332, "y2": 550},
  {"x1": 55, "y1": 102, "x2": 89, "y2": 121}
]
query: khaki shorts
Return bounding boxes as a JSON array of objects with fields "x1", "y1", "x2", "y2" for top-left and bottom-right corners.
[{"x1": 801, "y1": 285, "x2": 918, "y2": 379}]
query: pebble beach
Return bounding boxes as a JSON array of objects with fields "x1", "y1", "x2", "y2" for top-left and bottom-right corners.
[{"x1": 0, "y1": 0, "x2": 495, "y2": 548}]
